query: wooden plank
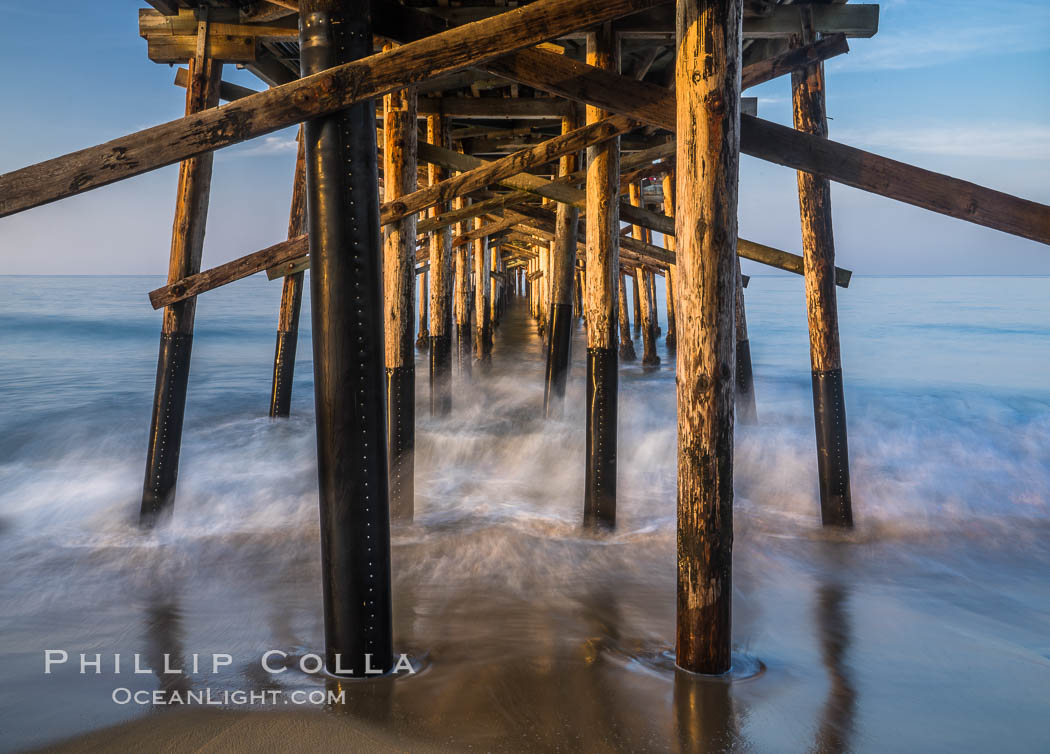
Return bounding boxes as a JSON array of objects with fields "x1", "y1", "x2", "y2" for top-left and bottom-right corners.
[
  {"x1": 741, "y1": 34, "x2": 848, "y2": 90},
  {"x1": 147, "y1": 35, "x2": 257, "y2": 64},
  {"x1": 482, "y1": 48, "x2": 1050, "y2": 246},
  {"x1": 150, "y1": 236, "x2": 306, "y2": 309},
  {"x1": 139, "y1": 8, "x2": 298, "y2": 39},
  {"x1": 746, "y1": 4, "x2": 878, "y2": 39},
  {"x1": 0, "y1": 0, "x2": 667, "y2": 218}
]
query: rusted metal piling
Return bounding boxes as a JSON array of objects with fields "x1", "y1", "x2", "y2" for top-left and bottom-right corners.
[
  {"x1": 582, "y1": 23, "x2": 620, "y2": 530},
  {"x1": 300, "y1": 0, "x2": 393, "y2": 677},
  {"x1": 674, "y1": 0, "x2": 742, "y2": 675},
  {"x1": 793, "y1": 9, "x2": 854, "y2": 528},
  {"x1": 140, "y1": 27, "x2": 221, "y2": 524}
]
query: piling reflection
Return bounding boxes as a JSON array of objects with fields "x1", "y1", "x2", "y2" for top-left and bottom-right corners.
[
  {"x1": 673, "y1": 669, "x2": 739, "y2": 753},
  {"x1": 142, "y1": 587, "x2": 192, "y2": 705},
  {"x1": 812, "y1": 579, "x2": 857, "y2": 753}
]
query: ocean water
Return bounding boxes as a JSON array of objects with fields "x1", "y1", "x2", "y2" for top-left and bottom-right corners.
[{"x1": 0, "y1": 274, "x2": 1048, "y2": 752}]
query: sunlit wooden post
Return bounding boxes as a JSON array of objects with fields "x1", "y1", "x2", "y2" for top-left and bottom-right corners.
[
  {"x1": 617, "y1": 270, "x2": 636, "y2": 361},
  {"x1": 427, "y1": 115, "x2": 453, "y2": 416},
  {"x1": 631, "y1": 268, "x2": 642, "y2": 334},
  {"x1": 792, "y1": 8, "x2": 853, "y2": 528},
  {"x1": 674, "y1": 0, "x2": 742, "y2": 675},
  {"x1": 662, "y1": 172, "x2": 678, "y2": 352},
  {"x1": 630, "y1": 183, "x2": 660, "y2": 367},
  {"x1": 583, "y1": 22, "x2": 620, "y2": 529},
  {"x1": 140, "y1": 17, "x2": 221, "y2": 524},
  {"x1": 416, "y1": 268, "x2": 429, "y2": 350},
  {"x1": 382, "y1": 56, "x2": 418, "y2": 522},
  {"x1": 453, "y1": 196, "x2": 473, "y2": 378},
  {"x1": 472, "y1": 218, "x2": 491, "y2": 360}
]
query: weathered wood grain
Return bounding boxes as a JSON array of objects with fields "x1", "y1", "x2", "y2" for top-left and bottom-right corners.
[
  {"x1": 483, "y1": 47, "x2": 1050, "y2": 246},
  {"x1": 674, "y1": 0, "x2": 741, "y2": 676},
  {"x1": 382, "y1": 78, "x2": 418, "y2": 370},
  {"x1": 0, "y1": 0, "x2": 667, "y2": 217}
]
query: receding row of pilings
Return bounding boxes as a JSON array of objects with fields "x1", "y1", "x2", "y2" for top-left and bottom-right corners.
[{"x1": 132, "y1": 0, "x2": 857, "y2": 678}]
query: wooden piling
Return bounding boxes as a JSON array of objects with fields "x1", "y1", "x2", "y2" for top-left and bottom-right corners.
[
  {"x1": 140, "y1": 22, "x2": 221, "y2": 524},
  {"x1": 427, "y1": 116, "x2": 454, "y2": 416},
  {"x1": 617, "y1": 270, "x2": 637, "y2": 361},
  {"x1": 382, "y1": 62, "x2": 418, "y2": 523},
  {"x1": 792, "y1": 10, "x2": 853, "y2": 528},
  {"x1": 472, "y1": 218, "x2": 491, "y2": 360},
  {"x1": 573, "y1": 268, "x2": 584, "y2": 319},
  {"x1": 453, "y1": 196, "x2": 473, "y2": 377},
  {"x1": 544, "y1": 110, "x2": 581, "y2": 416},
  {"x1": 489, "y1": 244, "x2": 499, "y2": 329},
  {"x1": 631, "y1": 268, "x2": 643, "y2": 335},
  {"x1": 674, "y1": 0, "x2": 742, "y2": 675},
  {"x1": 583, "y1": 23, "x2": 620, "y2": 530},
  {"x1": 735, "y1": 258, "x2": 758, "y2": 424},
  {"x1": 630, "y1": 183, "x2": 660, "y2": 367},
  {"x1": 300, "y1": 0, "x2": 393, "y2": 676},
  {"x1": 637, "y1": 267, "x2": 660, "y2": 367},
  {"x1": 416, "y1": 269, "x2": 429, "y2": 350},
  {"x1": 662, "y1": 172, "x2": 678, "y2": 352},
  {"x1": 269, "y1": 130, "x2": 308, "y2": 418},
  {"x1": 648, "y1": 268, "x2": 661, "y2": 336}
]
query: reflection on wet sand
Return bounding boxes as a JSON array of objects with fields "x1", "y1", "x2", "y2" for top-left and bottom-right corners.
[
  {"x1": 673, "y1": 670, "x2": 739, "y2": 754},
  {"x1": 813, "y1": 580, "x2": 857, "y2": 754},
  {"x1": 142, "y1": 588, "x2": 192, "y2": 705}
]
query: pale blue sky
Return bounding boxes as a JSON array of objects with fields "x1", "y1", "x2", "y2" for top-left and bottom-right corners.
[{"x1": 0, "y1": 0, "x2": 1047, "y2": 275}]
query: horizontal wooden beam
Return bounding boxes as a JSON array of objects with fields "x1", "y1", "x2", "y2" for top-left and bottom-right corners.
[
  {"x1": 483, "y1": 48, "x2": 1050, "y2": 246},
  {"x1": 741, "y1": 34, "x2": 848, "y2": 91},
  {"x1": 416, "y1": 98, "x2": 570, "y2": 119},
  {"x1": 139, "y1": 8, "x2": 298, "y2": 40},
  {"x1": 596, "y1": 3, "x2": 878, "y2": 39},
  {"x1": 174, "y1": 67, "x2": 259, "y2": 103},
  {"x1": 746, "y1": 4, "x2": 879, "y2": 39},
  {"x1": 419, "y1": 140, "x2": 851, "y2": 284},
  {"x1": 382, "y1": 114, "x2": 635, "y2": 226},
  {"x1": 0, "y1": 0, "x2": 667, "y2": 217},
  {"x1": 146, "y1": 34, "x2": 257, "y2": 64},
  {"x1": 149, "y1": 236, "x2": 306, "y2": 309}
]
